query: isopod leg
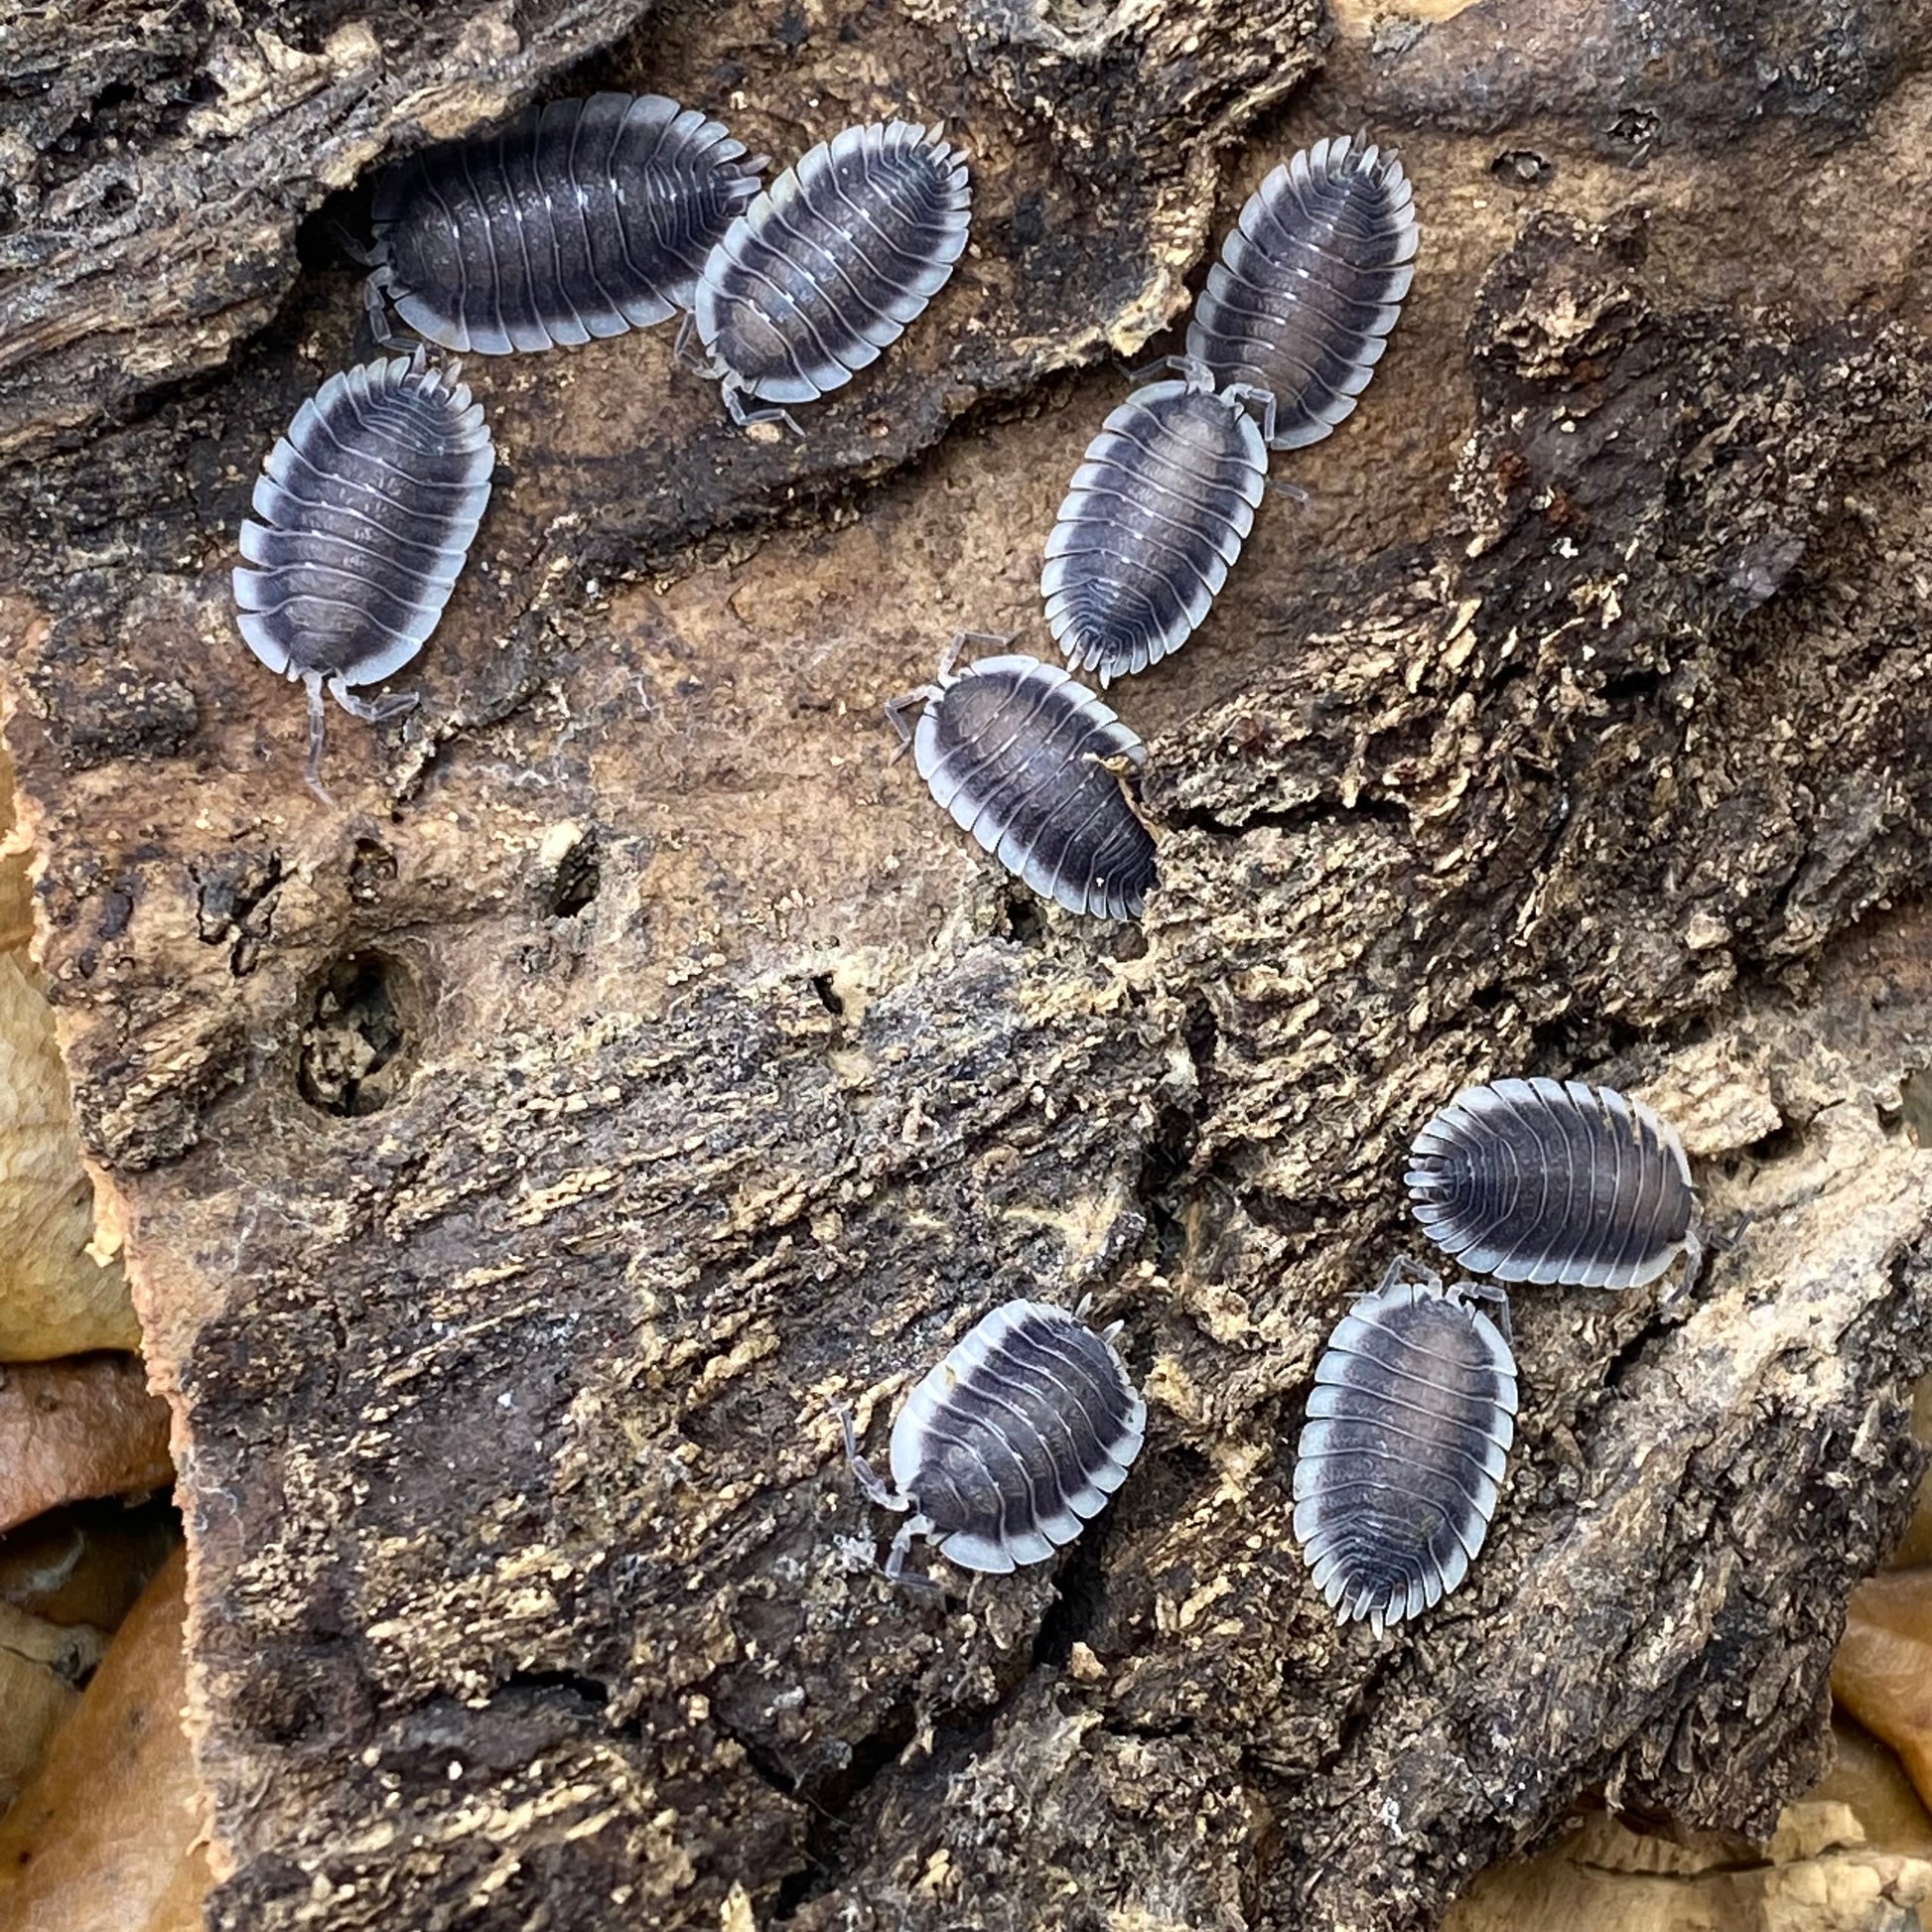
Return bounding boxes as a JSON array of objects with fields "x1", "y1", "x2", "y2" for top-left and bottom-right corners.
[
  {"x1": 671, "y1": 311, "x2": 706, "y2": 373},
  {"x1": 882, "y1": 1513, "x2": 936, "y2": 1585},
  {"x1": 894, "y1": 1568, "x2": 948, "y2": 1608},
  {"x1": 722, "y1": 380, "x2": 804, "y2": 439},
  {"x1": 1119, "y1": 350, "x2": 1219, "y2": 392},
  {"x1": 837, "y1": 1405, "x2": 909, "y2": 1513},
  {"x1": 936, "y1": 629, "x2": 1013, "y2": 681},
  {"x1": 883, "y1": 686, "x2": 938, "y2": 756},
  {"x1": 1666, "y1": 1215, "x2": 1730, "y2": 1310},
  {"x1": 362, "y1": 273, "x2": 406, "y2": 352},
  {"x1": 1681, "y1": 1227, "x2": 1705, "y2": 1304},
  {"x1": 330, "y1": 678, "x2": 421, "y2": 726},
  {"x1": 331, "y1": 220, "x2": 377, "y2": 269},
  {"x1": 1455, "y1": 1278, "x2": 1516, "y2": 1347},
  {"x1": 1379, "y1": 1253, "x2": 1448, "y2": 1304},
  {"x1": 1226, "y1": 381, "x2": 1280, "y2": 447},
  {"x1": 302, "y1": 675, "x2": 337, "y2": 808}
]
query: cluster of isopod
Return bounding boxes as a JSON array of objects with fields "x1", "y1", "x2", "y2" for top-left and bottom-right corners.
[
  {"x1": 848, "y1": 1076, "x2": 1705, "y2": 1639},
  {"x1": 233, "y1": 93, "x2": 971, "y2": 798},
  {"x1": 1300, "y1": 1075, "x2": 1704, "y2": 1632},
  {"x1": 220, "y1": 90, "x2": 1721, "y2": 1654},
  {"x1": 892, "y1": 133, "x2": 1419, "y2": 924},
  {"x1": 230, "y1": 93, "x2": 1412, "y2": 922}
]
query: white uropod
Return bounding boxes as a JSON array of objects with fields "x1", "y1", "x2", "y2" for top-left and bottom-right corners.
[{"x1": 843, "y1": 1299, "x2": 1147, "y2": 1583}]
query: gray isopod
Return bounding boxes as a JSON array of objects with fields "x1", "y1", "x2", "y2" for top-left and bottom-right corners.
[
  {"x1": 843, "y1": 1298, "x2": 1148, "y2": 1582},
  {"x1": 887, "y1": 638, "x2": 1158, "y2": 920},
  {"x1": 1293, "y1": 1259, "x2": 1517, "y2": 1635},
  {"x1": 232, "y1": 349, "x2": 493, "y2": 801},
  {"x1": 691, "y1": 120, "x2": 971, "y2": 430},
  {"x1": 367, "y1": 93, "x2": 762, "y2": 353},
  {"x1": 1406, "y1": 1078, "x2": 1702, "y2": 1291},
  {"x1": 1041, "y1": 359, "x2": 1273, "y2": 684},
  {"x1": 1185, "y1": 132, "x2": 1419, "y2": 452}
]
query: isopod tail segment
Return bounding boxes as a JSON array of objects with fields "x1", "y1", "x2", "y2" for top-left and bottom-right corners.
[
  {"x1": 836, "y1": 1404, "x2": 938, "y2": 1588},
  {"x1": 883, "y1": 629, "x2": 1016, "y2": 757}
]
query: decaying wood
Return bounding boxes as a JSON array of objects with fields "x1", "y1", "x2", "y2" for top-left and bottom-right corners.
[
  {"x1": 0, "y1": 0, "x2": 666, "y2": 462},
  {"x1": 3, "y1": 2, "x2": 1932, "y2": 1928}
]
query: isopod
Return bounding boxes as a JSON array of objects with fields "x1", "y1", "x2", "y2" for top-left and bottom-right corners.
[
  {"x1": 1405, "y1": 1077, "x2": 1702, "y2": 1290},
  {"x1": 843, "y1": 1299, "x2": 1147, "y2": 1582},
  {"x1": 1041, "y1": 358, "x2": 1272, "y2": 683},
  {"x1": 1293, "y1": 1258, "x2": 1517, "y2": 1635},
  {"x1": 232, "y1": 349, "x2": 493, "y2": 801},
  {"x1": 1185, "y1": 132, "x2": 1419, "y2": 452},
  {"x1": 367, "y1": 93, "x2": 762, "y2": 353},
  {"x1": 691, "y1": 120, "x2": 971, "y2": 429},
  {"x1": 886, "y1": 637, "x2": 1158, "y2": 920}
]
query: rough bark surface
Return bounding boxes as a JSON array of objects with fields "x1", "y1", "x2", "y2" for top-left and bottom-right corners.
[{"x1": 3, "y1": 2, "x2": 1932, "y2": 1929}]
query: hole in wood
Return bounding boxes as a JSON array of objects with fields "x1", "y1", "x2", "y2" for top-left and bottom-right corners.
[
  {"x1": 298, "y1": 951, "x2": 419, "y2": 1116},
  {"x1": 547, "y1": 831, "x2": 602, "y2": 917}
]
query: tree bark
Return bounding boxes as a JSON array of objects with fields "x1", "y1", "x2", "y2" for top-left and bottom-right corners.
[{"x1": 3, "y1": 2, "x2": 1931, "y2": 1929}]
